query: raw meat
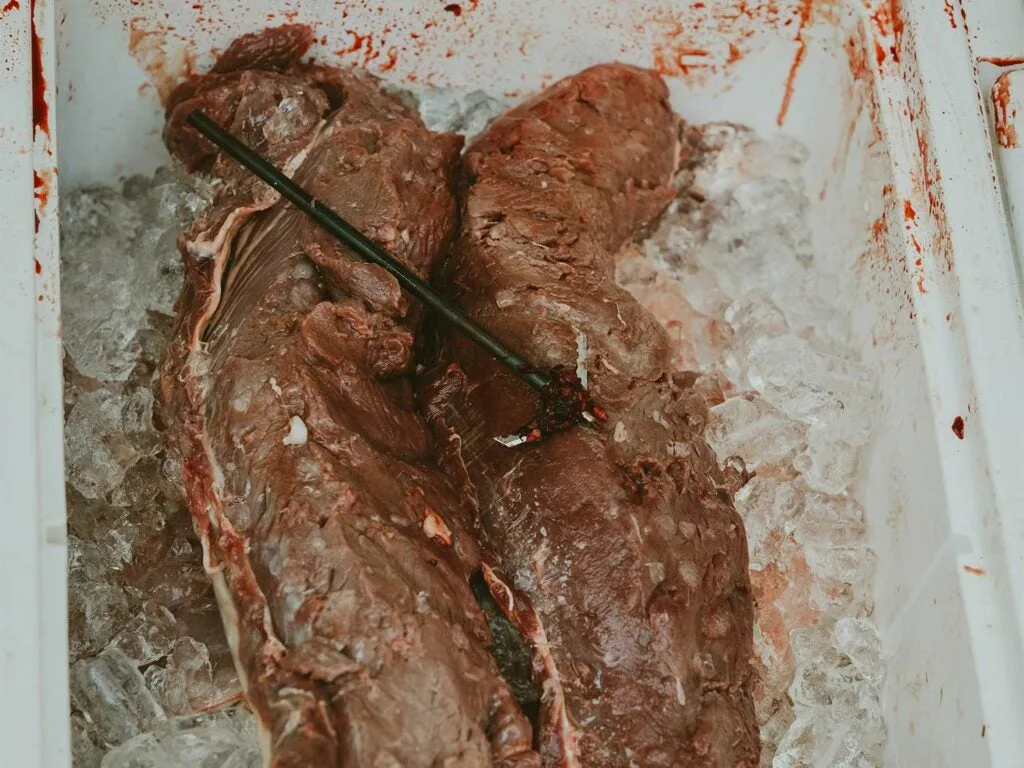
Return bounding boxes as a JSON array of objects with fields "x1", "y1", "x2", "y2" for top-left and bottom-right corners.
[
  {"x1": 159, "y1": 27, "x2": 539, "y2": 767},
  {"x1": 424, "y1": 65, "x2": 760, "y2": 766}
]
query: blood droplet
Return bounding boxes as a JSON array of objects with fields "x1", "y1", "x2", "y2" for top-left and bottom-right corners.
[{"x1": 951, "y1": 415, "x2": 965, "y2": 439}]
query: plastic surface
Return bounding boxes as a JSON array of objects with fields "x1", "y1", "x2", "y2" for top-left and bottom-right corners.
[
  {"x1": 0, "y1": 0, "x2": 69, "y2": 766},
  {"x1": 3, "y1": 0, "x2": 1024, "y2": 765}
]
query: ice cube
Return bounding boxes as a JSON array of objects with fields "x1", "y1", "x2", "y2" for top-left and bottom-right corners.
[
  {"x1": 793, "y1": 492, "x2": 866, "y2": 546},
  {"x1": 745, "y1": 335, "x2": 875, "y2": 443},
  {"x1": 725, "y1": 293, "x2": 790, "y2": 345},
  {"x1": 68, "y1": 534, "x2": 119, "y2": 587},
  {"x1": 793, "y1": 424, "x2": 861, "y2": 495},
  {"x1": 775, "y1": 701, "x2": 885, "y2": 768},
  {"x1": 70, "y1": 647, "x2": 167, "y2": 746},
  {"x1": 100, "y1": 708, "x2": 260, "y2": 768},
  {"x1": 68, "y1": 581, "x2": 132, "y2": 662},
  {"x1": 734, "y1": 476, "x2": 804, "y2": 568},
  {"x1": 64, "y1": 386, "x2": 159, "y2": 500},
  {"x1": 71, "y1": 712, "x2": 105, "y2": 768},
  {"x1": 67, "y1": 485, "x2": 173, "y2": 575},
  {"x1": 802, "y1": 544, "x2": 877, "y2": 610},
  {"x1": 722, "y1": 293, "x2": 790, "y2": 383},
  {"x1": 706, "y1": 395, "x2": 807, "y2": 470},
  {"x1": 773, "y1": 272, "x2": 853, "y2": 353},
  {"x1": 642, "y1": 233, "x2": 731, "y2": 319},
  {"x1": 122, "y1": 530, "x2": 212, "y2": 609},
  {"x1": 833, "y1": 617, "x2": 883, "y2": 685},
  {"x1": 746, "y1": 133, "x2": 811, "y2": 185},
  {"x1": 732, "y1": 177, "x2": 806, "y2": 220},
  {"x1": 60, "y1": 188, "x2": 145, "y2": 382},
  {"x1": 692, "y1": 123, "x2": 752, "y2": 199},
  {"x1": 412, "y1": 86, "x2": 509, "y2": 139},
  {"x1": 110, "y1": 602, "x2": 186, "y2": 667},
  {"x1": 145, "y1": 637, "x2": 238, "y2": 716},
  {"x1": 110, "y1": 456, "x2": 165, "y2": 510},
  {"x1": 61, "y1": 172, "x2": 210, "y2": 382},
  {"x1": 771, "y1": 714, "x2": 816, "y2": 768},
  {"x1": 757, "y1": 701, "x2": 795, "y2": 768}
]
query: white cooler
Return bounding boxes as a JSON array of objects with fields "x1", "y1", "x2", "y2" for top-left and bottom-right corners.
[{"x1": 2, "y1": 1, "x2": 1023, "y2": 765}]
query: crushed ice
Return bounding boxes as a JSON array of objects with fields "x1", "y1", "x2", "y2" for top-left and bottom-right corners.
[
  {"x1": 62, "y1": 169, "x2": 250, "y2": 767},
  {"x1": 617, "y1": 124, "x2": 885, "y2": 766},
  {"x1": 62, "y1": 91, "x2": 884, "y2": 767}
]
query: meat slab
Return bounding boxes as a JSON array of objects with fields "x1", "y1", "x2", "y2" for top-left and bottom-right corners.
[
  {"x1": 158, "y1": 27, "x2": 539, "y2": 767},
  {"x1": 425, "y1": 66, "x2": 760, "y2": 766}
]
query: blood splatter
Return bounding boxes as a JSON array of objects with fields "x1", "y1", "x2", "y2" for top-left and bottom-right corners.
[
  {"x1": 30, "y1": 0, "x2": 48, "y2": 136},
  {"x1": 963, "y1": 565, "x2": 985, "y2": 575},
  {"x1": 340, "y1": 29, "x2": 370, "y2": 54},
  {"x1": 34, "y1": 258, "x2": 42, "y2": 274},
  {"x1": 943, "y1": 0, "x2": 957, "y2": 29},
  {"x1": 777, "y1": 0, "x2": 813, "y2": 127},
  {"x1": 903, "y1": 199, "x2": 916, "y2": 221},
  {"x1": 951, "y1": 415, "x2": 965, "y2": 439},
  {"x1": 444, "y1": 3, "x2": 462, "y2": 15},
  {"x1": 869, "y1": 0, "x2": 905, "y2": 66},
  {"x1": 979, "y1": 56, "x2": 1024, "y2": 66},
  {"x1": 992, "y1": 74, "x2": 1018, "y2": 148},
  {"x1": 33, "y1": 170, "x2": 49, "y2": 209},
  {"x1": 1, "y1": 0, "x2": 20, "y2": 13}
]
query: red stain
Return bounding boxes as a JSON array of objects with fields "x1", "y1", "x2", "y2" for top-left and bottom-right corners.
[
  {"x1": 992, "y1": 74, "x2": 1018, "y2": 148},
  {"x1": 963, "y1": 565, "x2": 985, "y2": 575},
  {"x1": 777, "y1": 0, "x2": 813, "y2": 127},
  {"x1": 917, "y1": 275, "x2": 926, "y2": 293},
  {"x1": 727, "y1": 42, "x2": 742, "y2": 65},
  {"x1": 871, "y1": 212, "x2": 887, "y2": 241},
  {"x1": 873, "y1": 40, "x2": 886, "y2": 66},
  {"x1": 979, "y1": 56, "x2": 1024, "y2": 66},
  {"x1": 380, "y1": 47, "x2": 398, "y2": 72},
  {"x1": 665, "y1": 48, "x2": 711, "y2": 75},
  {"x1": 943, "y1": 0, "x2": 957, "y2": 29},
  {"x1": 33, "y1": 169, "x2": 49, "y2": 233},
  {"x1": 34, "y1": 258, "x2": 41, "y2": 274},
  {"x1": 915, "y1": 127, "x2": 943, "y2": 223},
  {"x1": 128, "y1": 22, "x2": 199, "y2": 105},
  {"x1": 33, "y1": 170, "x2": 48, "y2": 209},
  {"x1": 904, "y1": 199, "x2": 916, "y2": 221},
  {"x1": 1, "y1": 0, "x2": 19, "y2": 12},
  {"x1": 952, "y1": 415, "x2": 965, "y2": 439},
  {"x1": 911, "y1": 235, "x2": 922, "y2": 253},
  {"x1": 339, "y1": 29, "x2": 370, "y2": 54},
  {"x1": 336, "y1": 29, "x2": 384, "y2": 66},
  {"x1": 30, "y1": 0, "x2": 48, "y2": 136},
  {"x1": 444, "y1": 3, "x2": 462, "y2": 15},
  {"x1": 869, "y1": 0, "x2": 905, "y2": 66}
]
